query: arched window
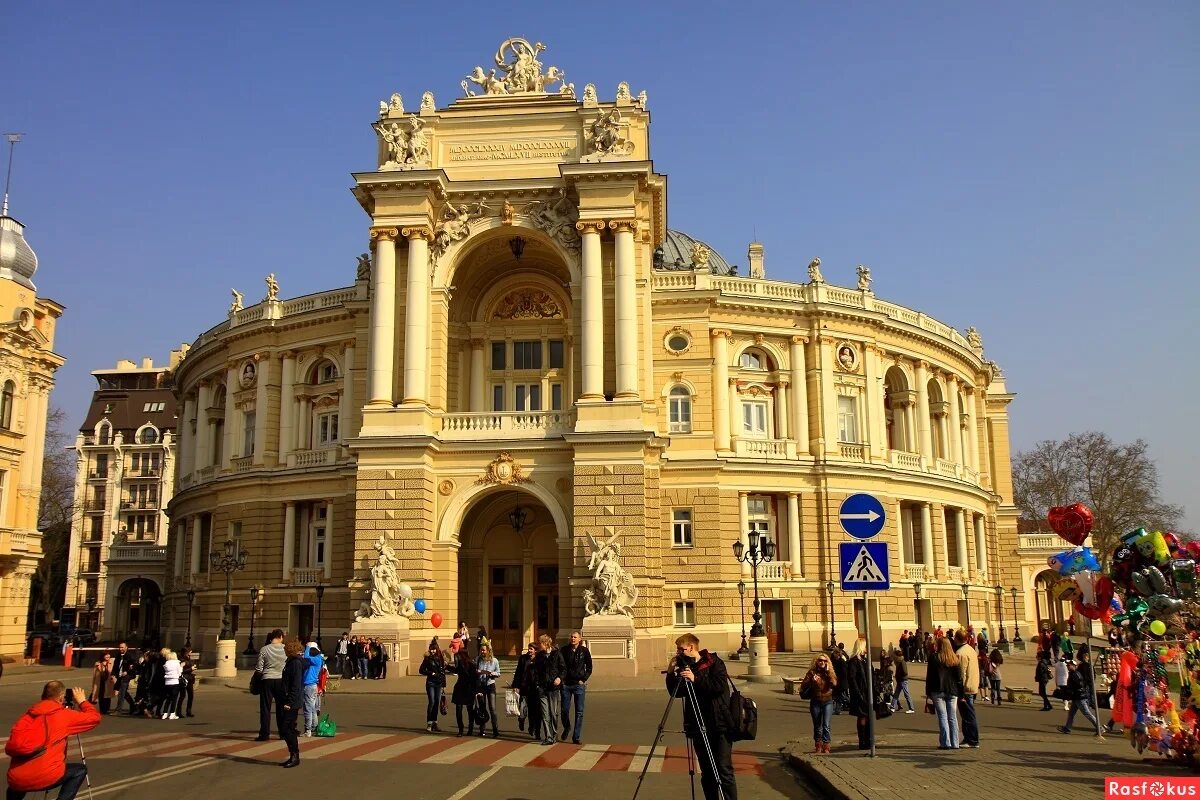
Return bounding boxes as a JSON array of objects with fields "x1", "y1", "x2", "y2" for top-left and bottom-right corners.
[
  {"x1": 97, "y1": 420, "x2": 112, "y2": 446},
  {"x1": 739, "y1": 350, "x2": 768, "y2": 370},
  {"x1": 138, "y1": 426, "x2": 159, "y2": 445},
  {"x1": 668, "y1": 386, "x2": 692, "y2": 433},
  {"x1": 0, "y1": 381, "x2": 13, "y2": 430},
  {"x1": 884, "y1": 367, "x2": 913, "y2": 453},
  {"x1": 927, "y1": 379, "x2": 947, "y2": 459},
  {"x1": 312, "y1": 361, "x2": 338, "y2": 385}
]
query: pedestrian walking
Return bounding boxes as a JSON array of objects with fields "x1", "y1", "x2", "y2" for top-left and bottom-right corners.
[
  {"x1": 978, "y1": 647, "x2": 992, "y2": 702},
  {"x1": 800, "y1": 653, "x2": 836, "y2": 753},
  {"x1": 89, "y1": 652, "x2": 115, "y2": 715},
  {"x1": 179, "y1": 647, "x2": 196, "y2": 717},
  {"x1": 926, "y1": 636, "x2": 963, "y2": 750},
  {"x1": 559, "y1": 631, "x2": 592, "y2": 744},
  {"x1": 255, "y1": 629, "x2": 287, "y2": 741},
  {"x1": 953, "y1": 631, "x2": 980, "y2": 748},
  {"x1": 514, "y1": 642, "x2": 540, "y2": 738},
  {"x1": 988, "y1": 649, "x2": 1004, "y2": 705},
  {"x1": 160, "y1": 649, "x2": 182, "y2": 719},
  {"x1": 277, "y1": 639, "x2": 305, "y2": 768},
  {"x1": 534, "y1": 634, "x2": 565, "y2": 746},
  {"x1": 891, "y1": 649, "x2": 915, "y2": 713},
  {"x1": 1035, "y1": 650, "x2": 1054, "y2": 710},
  {"x1": 419, "y1": 641, "x2": 446, "y2": 733},
  {"x1": 110, "y1": 642, "x2": 136, "y2": 715},
  {"x1": 448, "y1": 649, "x2": 479, "y2": 737},
  {"x1": 1055, "y1": 655, "x2": 1070, "y2": 710},
  {"x1": 846, "y1": 639, "x2": 872, "y2": 750},
  {"x1": 1058, "y1": 654, "x2": 1101, "y2": 735},
  {"x1": 476, "y1": 644, "x2": 500, "y2": 737}
]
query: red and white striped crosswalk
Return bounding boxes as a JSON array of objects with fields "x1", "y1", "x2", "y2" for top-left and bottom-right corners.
[{"x1": 0, "y1": 731, "x2": 764, "y2": 775}]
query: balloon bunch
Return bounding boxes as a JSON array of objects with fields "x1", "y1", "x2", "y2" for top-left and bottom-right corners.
[{"x1": 397, "y1": 582, "x2": 440, "y2": 627}]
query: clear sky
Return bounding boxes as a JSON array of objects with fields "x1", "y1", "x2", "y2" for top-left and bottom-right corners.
[{"x1": 4, "y1": 3, "x2": 1197, "y2": 528}]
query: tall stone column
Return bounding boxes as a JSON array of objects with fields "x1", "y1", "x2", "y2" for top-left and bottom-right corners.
[
  {"x1": 894, "y1": 498, "x2": 907, "y2": 568},
  {"x1": 819, "y1": 338, "x2": 838, "y2": 456},
  {"x1": 577, "y1": 222, "x2": 606, "y2": 400},
  {"x1": 402, "y1": 226, "x2": 432, "y2": 405},
  {"x1": 190, "y1": 516, "x2": 202, "y2": 575},
  {"x1": 974, "y1": 514, "x2": 987, "y2": 577},
  {"x1": 775, "y1": 381, "x2": 789, "y2": 440},
  {"x1": 367, "y1": 227, "x2": 398, "y2": 406},
  {"x1": 180, "y1": 396, "x2": 196, "y2": 477},
  {"x1": 610, "y1": 219, "x2": 639, "y2": 398},
  {"x1": 738, "y1": 491, "x2": 752, "y2": 578},
  {"x1": 955, "y1": 508, "x2": 969, "y2": 578},
  {"x1": 712, "y1": 330, "x2": 731, "y2": 452},
  {"x1": 469, "y1": 338, "x2": 485, "y2": 412},
  {"x1": 282, "y1": 502, "x2": 296, "y2": 584},
  {"x1": 864, "y1": 345, "x2": 885, "y2": 458},
  {"x1": 728, "y1": 379, "x2": 740, "y2": 446},
  {"x1": 279, "y1": 353, "x2": 295, "y2": 464},
  {"x1": 920, "y1": 502, "x2": 935, "y2": 578},
  {"x1": 223, "y1": 363, "x2": 238, "y2": 467},
  {"x1": 966, "y1": 388, "x2": 981, "y2": 472},
  {"x1": 254, "y1": 353, "x2": 271, "y2": 462},
  {"x1": 915, "y1": 361, "x2": 932, "y2": 463},
  {"x1": 339, "y1": 342, "x2": 354, "y2": 438},
  {"x1": 947, "y1": 374, "x2": 962, "y2": 464},
  {"x1": 789, "y1": 336, "x2": 809, "y2": 454},
  {"x1": 194, "y1": 383, "x2": 211, "y2": 473},
  {"x1": 324, "y1": 500, "x2": 334, "y2": 581},
  {"x1": 787, "y1": 492, "x2": 802, "y2": 576}
]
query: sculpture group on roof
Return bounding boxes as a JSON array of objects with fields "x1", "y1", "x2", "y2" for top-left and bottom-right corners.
[{"x1": 461, "y1": 38, "x2": 573, "y2": 97}]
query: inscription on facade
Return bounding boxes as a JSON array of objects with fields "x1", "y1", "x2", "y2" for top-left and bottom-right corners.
[{"x1": 447, "y1": 139, "x2": 577, "y2": 163}]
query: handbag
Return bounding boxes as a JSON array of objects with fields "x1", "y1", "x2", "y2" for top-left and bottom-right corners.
[
  {"x1": 924, "y1": 697, "x2": 935, "y2": 714},
  {"x1": 799, "y1": 682, "x2": 814, "y2": 700},
  {"x1": 315, "y1": 714, "x2": 337, "y2": 737},
  {"x1": 249, "y1": 670, "x2": 263, "y2": 696},
  {"x1": 505, "y1": 688, "x2": 520, "y2": 717},
  {"x1": 439, "y1": 694, "x2": 448, "y2": 716}
]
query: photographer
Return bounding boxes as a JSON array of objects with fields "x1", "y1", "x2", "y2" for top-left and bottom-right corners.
[
  {"x1": 6, "y1": 681, "x2": 101, "y2": 800},
  {"x1": 664, "y1": 633, "x2": 737, "y2": 800}
]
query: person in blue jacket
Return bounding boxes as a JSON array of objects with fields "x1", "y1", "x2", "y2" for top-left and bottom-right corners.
[{"x1": 301, "y1": 644, "x2": 325, "y2": 737}]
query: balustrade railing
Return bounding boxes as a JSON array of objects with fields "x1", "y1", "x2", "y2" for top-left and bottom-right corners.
[
  {"x1": 231, "y1": 456, "x2": 255, "y2": 473},
  {"x1": 108, "y1": 545, "x2": 167, "y2": 562},
  {"x1": 292, "y1": 449, "x2": 337, "y2": 468},
  {"x1": 758, "y1": 562, "x2": 788, "y2": 580},
  {"x1": 289, "y1": 567, "x2": 325, "y2": 586},
  {"x1": 904, "y1": 563, "x2": 927, "y2": 581},
  {"x1": 439, "y1": 410, "x2": 575, "y2": 440},
  {"x1": 1019, "y1": 533, "x2": 1061, "y2": 551},
  {"x1": 838, "y1": 442, "x2": 866, "y2": 461},
  {"x1": 889, "y1": 450, "x2": 922, "y2": 470},
  {"x1": 734, "y1": 439, "x2": 795, "y2": 459}
]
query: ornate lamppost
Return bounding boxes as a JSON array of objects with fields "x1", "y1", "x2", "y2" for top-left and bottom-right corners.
[
  {"x1": 961, "y1": 582, "x2": 971, "y2": 629},
  {"x1": 995, "y1": 584, "x2": 1008, "y2": 645},
  {"x1": 736, "y1": 580, "x2": 748, "y2": 655},
  {"x1": 209, "y1": 539, "x2": 248, "y2": 640},
  {"x1": 315, "y1": 585, "x2": 326, "y2": 649},
  {"x1": 826, "y1": 580, "x2": 837, "y2": 648},
  {"x1": 185, "y1": 589, "x2": 196, "y2": 649},
  {"x1": 732, "y1": 536, "x2": 775, "y2": 637},
  {"x1": 1010, "y1": 586, "x2": 1023, "y2": 645},
  {"x1": 913, "y1": 581, "x2": 923, "y2": 627},
  {"x1": 243, "y1": 586, "x2": 264, "y2": 657}
]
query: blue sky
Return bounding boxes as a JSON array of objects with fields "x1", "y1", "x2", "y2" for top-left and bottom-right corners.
[{"x1": 4, "y1": 3, "x2": 1197, "y2": 527}]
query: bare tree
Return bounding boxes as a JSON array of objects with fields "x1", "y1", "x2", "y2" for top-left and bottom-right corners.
[
  {"x1": 31, "y1": 406, "x2": 76, "y2": 623},
  {"x1": 1013, "y1": 431, "x2": 1184, "y2": 568}
]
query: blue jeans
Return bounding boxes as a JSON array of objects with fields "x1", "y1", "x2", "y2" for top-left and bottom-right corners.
[
  {"x1": 425, "y1": 683, "x2": 443, "y2": 723},
  {"x1": 959, "y1": 694, "x2": 979, "y2": 746},
  {"x1": 303, "y1": 684, "x2": 319, "y2": 732},
  {"x1": 560, "y1": 684, "x2": 586, "y2": 742},
  {"x1": 809, "y1": 699, "x2": 833, "y2": 743},
  {"x1": 931, "y1": 693, "x2": 959, "y2": 748},
  {"x1": 989, "y1": 677, "x2": 1002, "y2": 704},
  {"x1": 358, "y1": 657, "x2": 369, "y2": 678},
  {"x1": 6, "y1": 762, "x2": 87, "y2": 800},
  {"x1": 892, "y1": 679, "x2": 914, "y2": 711},
  {"x1": 1063, "y1": 698, "x2": 1100, "y2": 733}
]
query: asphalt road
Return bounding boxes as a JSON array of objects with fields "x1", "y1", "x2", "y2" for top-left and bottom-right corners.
[{"x1": 0, "y1": 677, "x2": 816, "y2": 800}]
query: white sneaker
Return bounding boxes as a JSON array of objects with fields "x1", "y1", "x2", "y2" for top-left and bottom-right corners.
[
  {"x1": 161, "y1": 713, "x2": 169, "y2": 720},
  {"x1": 168, "y1": 713, "x2": 179, "y2": 720},
  {"x1": 905, "y1": 709, "x2": 915, "y2": 714}
]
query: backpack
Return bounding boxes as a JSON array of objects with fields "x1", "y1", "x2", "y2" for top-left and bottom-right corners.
[{"x1": 726, "y1": 678, "x2": 758, "y2": 742}]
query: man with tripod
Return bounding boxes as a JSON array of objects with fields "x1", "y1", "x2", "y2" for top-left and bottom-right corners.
[
  {"x1": 5, "y1": 681, "x2": 101, "y2": 800},
  {"x1": 664, "y1": 634, "x2": 737, "y2": 800}
]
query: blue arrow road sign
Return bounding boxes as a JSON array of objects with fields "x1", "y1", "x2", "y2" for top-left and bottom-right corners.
[
  {"x1": 839, "y1": 493, "x2": 887, "y2": 539},
  {"x1": 840, "y1": 542, "x2": 890, "y2": 591}
]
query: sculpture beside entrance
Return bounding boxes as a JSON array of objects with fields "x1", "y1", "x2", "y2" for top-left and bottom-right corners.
[
  {"x1": 351, "y1": 534, "x2": 413, "y2": 677},
  {"x1": 583, "y1": 532, "x2": 638, "y2": 617}
]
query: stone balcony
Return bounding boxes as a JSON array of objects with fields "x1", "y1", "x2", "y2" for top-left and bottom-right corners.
[
  {"x1": 438, "y1": 410, "x2": 576, "y2": 441},
  {"x1": 904, "y1": 564, "x2": 927, "y2": 581},
  {"x1": 734, "y1": 438, "x2": 797, "y2": 460},
  {"x1": 288, "y1": 567, "x2": 325, "y2": 587},
  {"x1": 107, "y1": 544, "x2": 167, "y2": 563},
  {"x1": 1018, "y1": 532, "x2": 1065, "y2": 553}
]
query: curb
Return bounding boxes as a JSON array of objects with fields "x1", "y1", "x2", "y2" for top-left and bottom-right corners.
[
  {"x1": 221, "y1": 682, "x2": 667, "y2": 696},
  {"x1": 785, "y1": 751, "x2": 859, "y2": 800}
]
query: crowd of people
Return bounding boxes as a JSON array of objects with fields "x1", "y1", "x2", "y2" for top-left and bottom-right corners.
[{"x1": 83, "y1": 642, "x2": 196, "y2": 720}]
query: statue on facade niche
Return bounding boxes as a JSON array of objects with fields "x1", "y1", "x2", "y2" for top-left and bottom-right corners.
[
  {"x1": 265, "y1": 273, "x2": 280, "y2": 302},
  {"x1": 433, "y1": 200, "x2": 488, "y2": 259},
  {"x1": 807, "y1": 257, "x2": 824, "y2": 283},
  {"x1": 583, "y1": 108, "x2": 633, "y2": 160},
  {"x1": 526, "y1": 188, "x2": 580, "y2": 252},
  {"x1": 229, "y1": 289, "x2": 244, "y2": 315},
  {"x1": 374, "y1": 117, "x2": 430, "y2": 170},
  {"x1": 583, "y1": 532, "x2": 639, "y2": 617},
  {"x1": 966, "y1": 326, "x2": 983, "y2": 351},
  {"x1": 356, "y1": 535, "x2": 414, "y2": 620},
  {"x1": 856, "y1": 264, "x2": 872, "y2": 292},
  {"x1": 356, "y1": 253, "x2": 371, "y2": 282}
]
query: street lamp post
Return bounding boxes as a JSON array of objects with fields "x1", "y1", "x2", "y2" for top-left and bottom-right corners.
[
  {"x1": 209, "y1": 539, "x2": 248, "y2": 640},
  {"x1": 315, "y1": 585, "x2": 326, "y2": 649},
  {"x1": 826, "y1": 580, "x2": 837, "y2": 648},
  {"x1": 961, "y1": 582, "x2": 971, "y2": 629},
  {"x1": 733, "y1": 535, "x2": 775, "y2": 681},
  {"x1": 1010, "y1": 587, "x2": 1023, "y2": 645},
  {"x1": 185, "y1": 589, "x2": 196, "y2": 650},
  {"x1": 913, "y1": 581, "x2": 923, "y2": 628},
  {"x1": 243, "y1": 586, "x2": 264, "y2": 657},
  {"x1": 995, "y1": 584, "x2": 1008, "y2": 645},
  {"x1": 737, "y1": 580, "x2": 748, "y2": 654}
]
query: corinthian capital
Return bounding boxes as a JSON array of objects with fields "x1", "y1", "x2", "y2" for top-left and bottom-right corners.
[
  {"x1": 575, "y1": 221, "x2": 606, "y2": 235},
  {"x1": 369, "y1": 227, "x2": 399, "y2": 243}
]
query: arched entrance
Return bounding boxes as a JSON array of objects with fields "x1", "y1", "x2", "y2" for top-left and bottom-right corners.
[
  {"x1": 115, "y1": 578, "x2": 162, "y2": 646},
  {"x1": 457, "y1": 488, "x2": 563, "y2": 656}
]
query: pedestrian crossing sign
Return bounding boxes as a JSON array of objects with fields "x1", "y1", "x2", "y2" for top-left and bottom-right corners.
[{"x1": 839, "y1": 542, "x2": 890, "y2": 591}]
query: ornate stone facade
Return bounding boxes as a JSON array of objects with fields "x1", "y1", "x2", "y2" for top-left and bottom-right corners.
[{"x1": 163, "y1": 40, "x2": 1024, "y2": 673}]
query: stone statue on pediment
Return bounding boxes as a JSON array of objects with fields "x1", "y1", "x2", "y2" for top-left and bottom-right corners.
[
  {"x1": 229, "y1": 289, "x2": 244, "y2": 315},
  {"x1": 966, "y1": 326, "x2": 983, "y2": 351},
  {"x1": 461, "y1": 39, "x2": 569, "y2": 96},
  {"x1": 856, "y1": 264, "x2": 872, "y2": 292},
  {"x1": 807, "y1": 257, "x2": 824, "y2": 283},
  {"x1": 583, "y1": 108, "x2": 634, "y2": 161},
  {"x1": 691, "y1": 243, "x2": 711, "y2": 271},
  {"x1": 265, "y1": 273, "x2": 279, "y2": 302},
  {"x1": 356, "y1": 535, "x2": 414, "y2": 620},
  {"x1": 583, "y1": 532, "x2": 638, "y2": 617},
  {"x1": 420, "y1": 91, "x2": 435, "y2": 114},
  {"x1": 389, "y1": 93, "x2": 404, "y2": 114},
  {"x1": 356, "y1": 253, "x2": 371, "y2": 282}
]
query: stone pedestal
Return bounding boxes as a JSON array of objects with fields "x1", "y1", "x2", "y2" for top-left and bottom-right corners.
[
  {"x1": 215, "y1": 639, "x2": 238, "y2": 679},
  {"x1": 582, "y1": 615, "x2": 637, "y2": 677},
  {"x1": 350, "y1": 615, "x2": 411, "y2": 678},
  {"x1": 746, "y1": 635, "x2": 778, "y2": 683}
]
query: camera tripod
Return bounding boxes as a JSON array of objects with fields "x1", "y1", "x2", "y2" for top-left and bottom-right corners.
[{"x1": 631, "y1": 670, "x2": 729, "y2": 800}]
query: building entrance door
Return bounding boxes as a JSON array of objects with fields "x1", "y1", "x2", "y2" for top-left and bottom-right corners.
[
  {"x1": 489, "y1": 565, "x2": 523, "y2": 656},
  {"x1": 760, "y1": 600, "x2": 786, "y2": 652}
]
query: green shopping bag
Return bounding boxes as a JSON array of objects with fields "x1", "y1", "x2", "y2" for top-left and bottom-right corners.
[{"x1": 315, "y1": 714, "x2": 337, "y2": 737}]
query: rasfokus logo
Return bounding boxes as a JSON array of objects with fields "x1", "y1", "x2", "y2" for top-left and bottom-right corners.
[{"x1": 1106, "y1": 778, "x2": 1200, "y2": 798}]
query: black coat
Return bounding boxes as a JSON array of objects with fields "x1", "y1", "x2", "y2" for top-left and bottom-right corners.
[
  {"x1": 515, "y1": 653, "x2": 539, "y2": 696},
  {"x1": 665, "y1": 650, "x2": 733, "y2": 738},
  {"x1": 561, "y1": 644, "x2": 593, "y2": 685},
  {"x1": 925, "y1": 657, "x2": 964, "y2": 697},
  {"x1": 447, "y1": 653, "x2": 478, "y2": 704},
  {"x1": 278, "y1": 655, "x2": 305, "y2": 709},
  {"x1": 534, "y1": 648, "x2": 565, "y2": 692},
  {"x1": 419, "y1": 653, "x2": 447, "y2": 688},
  {"x1": 845, "y1": 656, "x2": 872, "y2": 717}
]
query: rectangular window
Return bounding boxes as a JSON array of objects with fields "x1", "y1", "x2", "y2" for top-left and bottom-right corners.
[
  {"x1": 89, "y1": 516, "x2": 103, "y2": 541},
  {"x1": 551, "y1": 383, "x2": 563, "y2": 411},
  {"x1": 672, "y1": 509, "x2": 693, "y2": 547},
  {"x1": 741, "y1": 401, "x2": 768, "y2": 437},
  {"x1": 513, "y1": 341, "x2": 542, "y2": 370},
  {"x1": 491, "y1": 342, "x2": 506, "y2": 370},
  {"x1": 492, "y1": 385, "x2": 505, "y2": 412},
  {"x1": 838, "y1": 395, "x2": 859, "y2": 443},
  {"x1": 317, "y1": 412, "x2": 339, "y2": 445},
  {"x1": 93, "y1": 454, "x2": 108, "y2": 478},
  {"x1": 198, "y1": 516, "x2": 212, "y2": 573},
  {"x1": 674, "y1": 601, "x2": 696, "y2": 627},
  {"x1": 514, "y1": 384, "x2": 541, "y2": 412},
  {"x1": 244, "y1": 412, "x2": 256, "y2": 456},
  {"x1": 747, "y1": 496, "x2": 773, "y2": 554},
  {"x1": 548, "y1": 340, "x2": 565, "y2": 369}
]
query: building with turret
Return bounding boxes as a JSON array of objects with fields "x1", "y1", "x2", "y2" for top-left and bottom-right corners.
[
  {"x1": 0, "y1": 158, "x2": 66, "y2": 658},
  {"x1": 163, "y1": 40, "x2": 1025, "y2": 672}
]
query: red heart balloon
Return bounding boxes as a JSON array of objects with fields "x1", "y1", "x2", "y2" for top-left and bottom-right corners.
[{"x1": 1048, "y1": 503, "x2": 1094, "y2": 545}]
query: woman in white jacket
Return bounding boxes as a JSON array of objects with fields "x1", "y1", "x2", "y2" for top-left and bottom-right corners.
[{"x1": 161, "y1": 649, "x2": 182, "y2": 720}]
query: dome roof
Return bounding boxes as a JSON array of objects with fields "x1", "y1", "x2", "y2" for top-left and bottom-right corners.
[
  {"x1": 655, "y1": 229, "x2": 736, "y2": 276},
  {"x1": 0, "y1": 215, "x2": 37, "y2": 290}
]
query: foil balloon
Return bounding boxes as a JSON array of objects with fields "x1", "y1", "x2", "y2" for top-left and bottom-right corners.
[
  {"x1": 1173, "y1": 559, "x2": 1198, "y2": 599},
  {"x1": 1147, "y1": 594, "x2": 1185, "y2": 619},
  {"x1": 1047, "y1": 503, "x2": 1094, "y2": 546},
  {"x1": 1110, "y1": 546, "x2": 1138, "y2": 589},
  {"x1": 1112, "y1": 597, "x2": 1149, "y2": 630},
  {"x1": 1164, "y1": 531, "x2": 1182, "y2": 557},
  {"x1": 1135, "y1": 531, "x2": 1172, "y2": 567},
  {"x1": 1053, "y1": 577, "x2": 1081, "y2": 602},
  {"x1": 1132, "y1": 566, "x2": 1169, "y2": 597},
  {"x1": 1048, "y1": 546, "x2": 1101, "y2": 576},
  {"x1": 1186, "y1": 541, "x2": 1200, "y2": 562},
  {"x1": 1073, "y1": 573, "x2": 1115, "y2": 621}
]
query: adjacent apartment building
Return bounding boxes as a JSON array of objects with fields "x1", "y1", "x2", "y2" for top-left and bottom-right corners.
[{"x1": 64, "y1": 352, "x2": 183, "y2": 644}]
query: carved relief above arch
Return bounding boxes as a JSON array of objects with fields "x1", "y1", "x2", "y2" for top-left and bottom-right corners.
[{"x1": 490, "y1": 288, "x2": 564, "y2": 321}]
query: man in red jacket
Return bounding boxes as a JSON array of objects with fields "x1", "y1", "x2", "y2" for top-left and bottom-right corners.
[{"x1": 6, "y1": 682, "x2": 100, "y2": 800}]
